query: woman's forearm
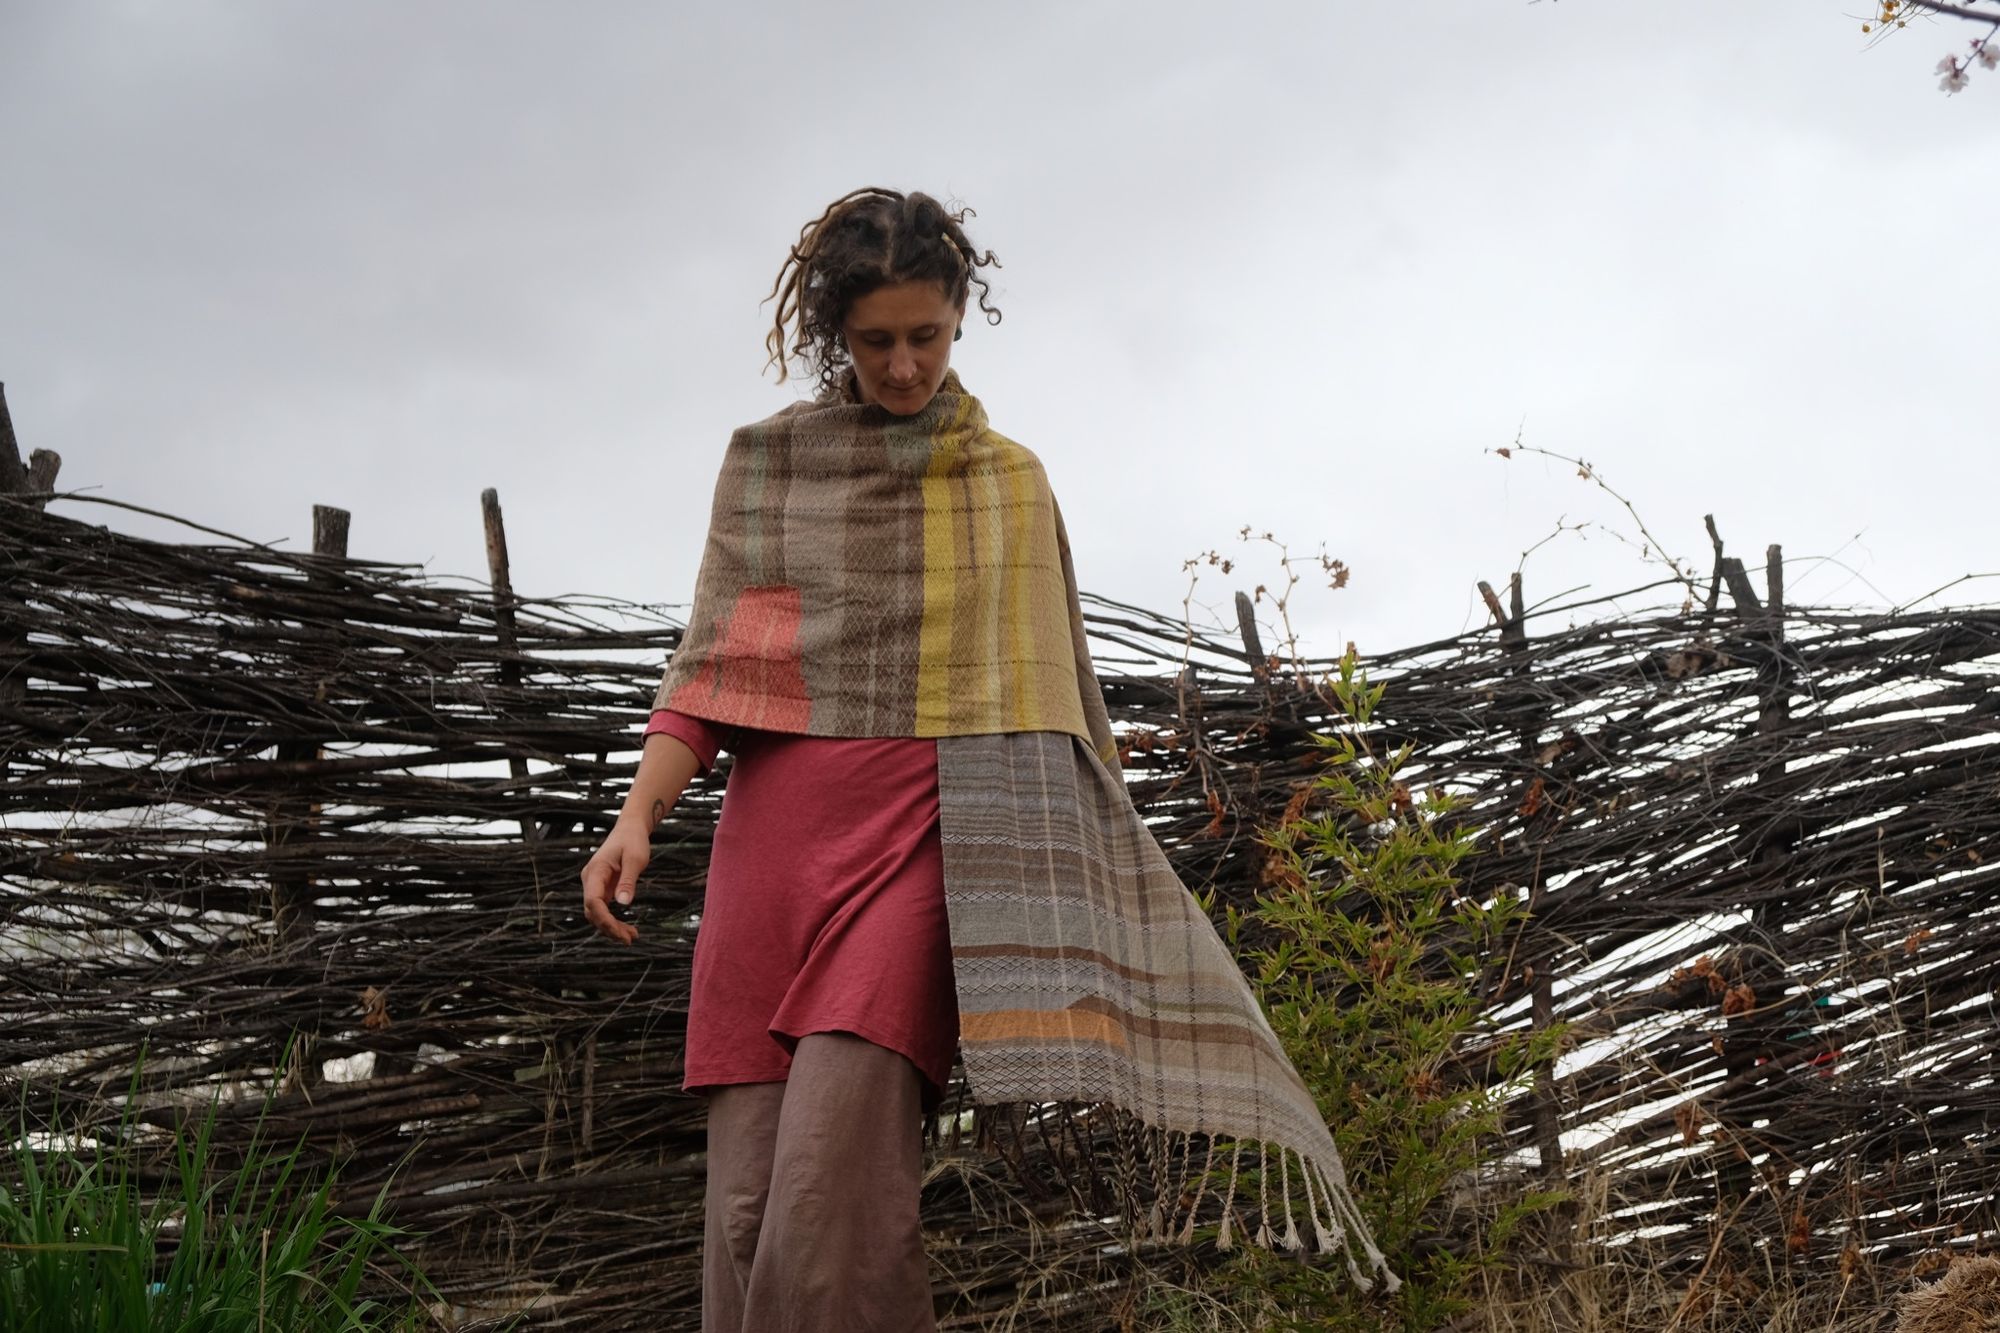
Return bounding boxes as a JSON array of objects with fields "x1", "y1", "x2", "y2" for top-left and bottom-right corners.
[{"x1": 619, "y1": 732, "x2": 702, "y2": 830}]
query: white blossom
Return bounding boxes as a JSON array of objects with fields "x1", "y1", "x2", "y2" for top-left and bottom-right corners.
[
  {"x1": 1978, "y1": 43, "x2": 2000, "y2": 71},
  {"x1": 1938, "y1": 56, "x2": 1969, "y2": 94}
]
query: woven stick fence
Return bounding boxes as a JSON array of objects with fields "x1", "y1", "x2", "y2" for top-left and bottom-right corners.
[{"x1": 3, "y1": 464, "x2": 1996, "y2": 1322}]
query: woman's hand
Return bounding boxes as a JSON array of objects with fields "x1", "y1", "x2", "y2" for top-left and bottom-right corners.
[
  {"x1": 582, "y1": 730, "x2": 703, "y2": 944},
  {"x1": 581, "y1": 815, "x2": 653, "y2": 944}
]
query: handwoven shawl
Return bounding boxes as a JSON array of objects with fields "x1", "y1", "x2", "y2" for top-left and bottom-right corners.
[{"x1": 656, "y1": 371, "x2": 1392, "y2": 1285}]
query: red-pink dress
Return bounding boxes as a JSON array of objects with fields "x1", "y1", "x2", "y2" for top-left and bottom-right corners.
[{"x1": 645, "y1": 710, "x2": 960, "y2": 1099}]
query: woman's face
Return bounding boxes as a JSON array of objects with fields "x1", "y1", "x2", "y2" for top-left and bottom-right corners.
[{"x1": 842, "y1": 280, "x2": 963, "y2": 415}]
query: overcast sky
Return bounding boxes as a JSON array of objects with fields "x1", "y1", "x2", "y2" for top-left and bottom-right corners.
[{"x1": 5, "y1": 2, "x2": 1996, "y2": 660}]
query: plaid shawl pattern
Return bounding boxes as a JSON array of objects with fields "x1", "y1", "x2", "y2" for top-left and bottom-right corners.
[{"x1": 655, "y1": 374, "x2": 1391, "y2": 1283}]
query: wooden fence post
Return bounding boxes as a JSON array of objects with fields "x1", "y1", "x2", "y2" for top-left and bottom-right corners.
[
  {"x1": 267, "y1": 504, "x2": 348, "y2": 1092},
  {"x1": 1711, "y1": 539, "x2": 1791, "y2": 1227},
  {"x1": 1757, "y1": 545, "x2": 1787, "y2": 787},
  {"x1": 1482, "y1": 572, "x2": 1565, "y2": 1180},
  {"x1": 0, "y1": 384, "x2": 64, "y2": 509},
  {"x1": 1514, "y1": 575, "x2": 1565, "y2": 1180},
  {"x1": 480, "y1": 489, "x2": 586, "y2": 1154},
  {"x1": 0, "y1": 383, "x2": 24, "y2": 497},
  {"x1": 1234, "y1": 589, "x2": 1268, "y2": 682},
  {"x1": 480, "y1": 489, "x2": 540, "y2": 844},
  {"x1": 0, "y1": 382, "x2": 57, "y2": 728}
]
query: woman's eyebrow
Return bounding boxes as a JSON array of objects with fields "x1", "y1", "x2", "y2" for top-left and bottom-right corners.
[{"x1": 852, "y1": 324, "x2": 938, "y2": 337}]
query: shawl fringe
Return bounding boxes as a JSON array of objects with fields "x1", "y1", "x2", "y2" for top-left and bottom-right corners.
[{"x1": 939, "y1": 1096, "x2": 1392, "y2": 1289}]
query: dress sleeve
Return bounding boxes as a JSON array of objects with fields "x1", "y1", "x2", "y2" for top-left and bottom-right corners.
[{"x1": 643, "y1": 709, "x2": 733, "y2": 776}]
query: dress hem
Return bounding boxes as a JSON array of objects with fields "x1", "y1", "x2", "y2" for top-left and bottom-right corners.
[{"x1": 685, "y1": 1017, "x2": 958, "y2": 1100}]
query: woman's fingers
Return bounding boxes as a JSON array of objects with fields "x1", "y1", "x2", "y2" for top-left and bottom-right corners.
[
  {"x1": 615, "y1": 852, "x2": 645, "y2": 905},
  {"x1": 581, "y1": 848, "x2": 639, "y2": 944}
]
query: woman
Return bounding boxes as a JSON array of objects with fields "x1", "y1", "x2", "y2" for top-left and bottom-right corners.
[{"x1": 581, "y1": 188, "x2": 1388, "y2": 1333}]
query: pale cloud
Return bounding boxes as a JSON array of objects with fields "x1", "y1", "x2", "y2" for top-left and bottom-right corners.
[{"x1": 4, "y1": 2, "x2": 1994, "y2": 661}]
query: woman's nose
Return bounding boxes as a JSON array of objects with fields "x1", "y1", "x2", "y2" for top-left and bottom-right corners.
[{"x1": 889, "y1": 345, "x2": 917, "y2": 381}]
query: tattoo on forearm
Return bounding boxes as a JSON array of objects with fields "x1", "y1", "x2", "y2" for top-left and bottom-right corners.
[{"x1": 650, "y1": 798, "x2": 667, "y2": 830}]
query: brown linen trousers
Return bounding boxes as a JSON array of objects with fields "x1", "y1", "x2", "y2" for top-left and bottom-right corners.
[{"x1": 702, "y1": 1033, "x2": 935, "y2": 1332}]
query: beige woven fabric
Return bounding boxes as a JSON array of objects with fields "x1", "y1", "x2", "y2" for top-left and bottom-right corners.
[{"x1": 658, "y1": 374, "x2": 1391, "y2": 1284}]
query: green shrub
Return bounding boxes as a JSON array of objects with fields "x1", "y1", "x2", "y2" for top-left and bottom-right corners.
[
  {"x1": 0, "y1": 1089, "x2": 434, "y2": 1332},
  {"x1": 1200, "y1": 651, "x2": 1566, "y2": 1331}
]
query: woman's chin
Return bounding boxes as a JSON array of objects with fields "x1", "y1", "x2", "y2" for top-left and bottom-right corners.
[{"x1": 877, "y1": 388, "x2": 936, "y2": 416}]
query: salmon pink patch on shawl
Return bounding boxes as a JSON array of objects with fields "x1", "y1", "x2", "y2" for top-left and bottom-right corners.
[
  {"x1": 654, "y1": 371, "x2": 1394, "y2": 1288},
  {"x1": 663, "y1": 584, "x2": 812, "y2": 732}
]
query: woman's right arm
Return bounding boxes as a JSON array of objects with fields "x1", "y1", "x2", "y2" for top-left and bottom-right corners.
[{"x1": 579, "y1": 729, "x2": 704, "y2": 944}]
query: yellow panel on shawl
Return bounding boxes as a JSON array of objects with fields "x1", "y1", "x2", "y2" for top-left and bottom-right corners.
[{"x1": 913, "y1": 402, "x2": 1089, "y2": 741}]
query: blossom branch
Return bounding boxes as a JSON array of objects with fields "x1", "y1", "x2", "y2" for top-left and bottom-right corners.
[
  {"x1": 1897, "y1": 0, "x2": 2000, "y2": 24},
  {"x1": 1865, "y1": 0, "x2": 2000, "y2": 91}
]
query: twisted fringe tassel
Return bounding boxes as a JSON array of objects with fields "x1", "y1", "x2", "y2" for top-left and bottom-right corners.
[
  {"x1": 1216, "y1": 1142, "x2": 1244, "y2": 1251},
  {"x1": 1253, "y1": 1141, "x2": 1275, "y2": 1249},
  {"x1": 1148, "y1": 1125, "x2": 1172, "y2": 1241},
  {"x1": 1167, "y1": 1130, "x2": 1193, "y2": 1241},
  {"x1": 1314, "y1": 1154, "x2": 1398, "y2": 1293},
  {"x1": 1301, "y1": 1149, "x2": 1337, "y2": 1251},
  {"x1": 1278, "y1": 1149, "x2": 1304, "y2": 1251},
  {"x1": 1177, "y1": 1137, "x2": 1217, "y2": 1245}
]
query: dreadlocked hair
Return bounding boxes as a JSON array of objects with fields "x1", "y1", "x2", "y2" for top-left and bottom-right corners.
[{"x1": 765, "y1": 187, "x2": 1002, "y2": 395}]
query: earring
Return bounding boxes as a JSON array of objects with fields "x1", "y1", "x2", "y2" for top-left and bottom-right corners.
[{"x1": 953, "y1": 325, "x2": 963, "y2": 342}]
